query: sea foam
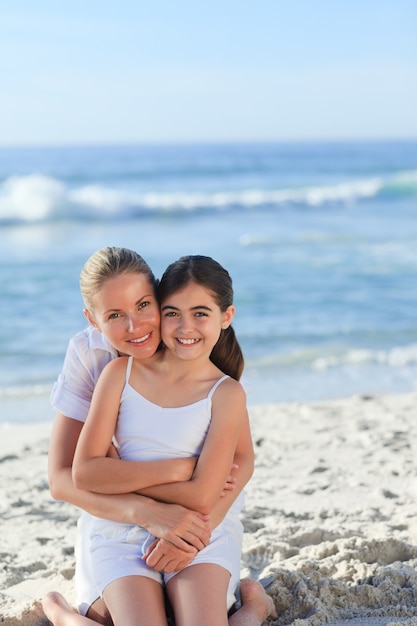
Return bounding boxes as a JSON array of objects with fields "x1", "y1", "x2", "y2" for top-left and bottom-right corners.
[{"x1": 1, "y1": 170, "x2": 416, "y2": 224}]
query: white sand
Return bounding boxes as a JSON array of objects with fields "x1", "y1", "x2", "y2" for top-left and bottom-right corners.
[{"x1": 1, "y1": 392, "x2": 417, "y2": 625}]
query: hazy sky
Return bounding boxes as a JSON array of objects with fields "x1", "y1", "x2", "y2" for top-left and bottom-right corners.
[{"x1": 1, "y1": 1, "x2": 416, "y2": 145}]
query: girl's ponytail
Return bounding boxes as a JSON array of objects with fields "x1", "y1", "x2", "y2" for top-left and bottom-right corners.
[{"x1": 210, "y1": 325, "x2": 244, "y2": 381}]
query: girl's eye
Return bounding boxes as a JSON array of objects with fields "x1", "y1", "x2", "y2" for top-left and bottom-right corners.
[
  {"x1": 164, "y1": 311, "x2": 178, "y2": 317},
  {"x1": 195, "y1": 311, "x2": 207, "y2": 317}
]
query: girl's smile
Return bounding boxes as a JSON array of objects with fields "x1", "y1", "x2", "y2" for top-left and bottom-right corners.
[
  {"x1": 161, "y1": 281, "x2": 234, "y2": 361},
  {"x1": 176, "y1": 338, "x2": 201, "y2": 345}
]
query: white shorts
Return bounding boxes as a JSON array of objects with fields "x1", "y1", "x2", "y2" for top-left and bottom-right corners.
[
  {"x1": 74, "y1": 514, "x2": 161, "y2": 615},
  {"x1": 74, "y1": 513, "x2": 101, "y2": 616},
  {"x1": 84, "y1": 513, "x2": 243, "y2": 612},
  {"x1": 165, "y1": 513, "x2": 243, "y2": 610}
]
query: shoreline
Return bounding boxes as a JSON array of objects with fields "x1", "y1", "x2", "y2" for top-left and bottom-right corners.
[{"x1": 2, "y1": 392, "x2": 417, "y2": 625}]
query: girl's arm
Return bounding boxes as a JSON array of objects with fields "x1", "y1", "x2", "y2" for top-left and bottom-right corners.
[
  {"x1": 50, "y1": 368, "x2": 211, "y2": 552},
  {"x1": 72, "y1": 358, "x2": 197, "y2": 494},
  {"x1": 139, "y1": 378, "x2": 247, "y2": 515},
  {"x1": 144, "y1": 408, "x2": 253, "y2": 572},
  {"x1": 49, "y1": 411, "x2": 210, "y2": 552},
  {"x1": 208, "y1": 407, "x2": 254, "y2": 528}
]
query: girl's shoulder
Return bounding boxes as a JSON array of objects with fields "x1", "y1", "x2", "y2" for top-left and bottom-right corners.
[
  {"x1": 95, "y1": 357, "x2": 131, "y2": 398},
  {"x1": 101, "y1": 355, "x2": 129, "y2": 377},
  {"x1": 206, "y1": 361, "x2": 244, "y2": 394},
  {"x1": 212, "y1": 374, "x2": 246, "y2": 401}
]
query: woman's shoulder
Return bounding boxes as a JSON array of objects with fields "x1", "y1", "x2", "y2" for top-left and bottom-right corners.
[{"x1": 69, "y1": 326, "x2": 116, "y2": 355}]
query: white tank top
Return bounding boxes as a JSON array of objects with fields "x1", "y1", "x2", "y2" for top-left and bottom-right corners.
[{"x1": 114, "y1": 356, "x2": 229, "y2": 462}]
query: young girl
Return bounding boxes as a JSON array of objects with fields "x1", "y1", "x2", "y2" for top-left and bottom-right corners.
[
  {"x1": 69, "y1": 255, "x2": 266, "y2": 626},
  {"x1": 42, "y1": 248, "x2": 275, "y2": 626}
]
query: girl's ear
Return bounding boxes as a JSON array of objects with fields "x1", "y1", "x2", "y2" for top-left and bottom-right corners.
[
  {"x1": 221, "y1": 305, "x2": 236, "y2": 329},
  {"x1": 84, "y1": 308, "x2": 99, "y2": 329}
]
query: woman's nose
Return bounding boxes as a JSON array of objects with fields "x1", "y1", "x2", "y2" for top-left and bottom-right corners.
[{"x1": 126, "y1": 313, "x2": 140, "y2": 332}]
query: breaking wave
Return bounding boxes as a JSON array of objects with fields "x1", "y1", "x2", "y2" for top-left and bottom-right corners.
[{"x1": 1, "y1": 169, "x2": 416, "y2": 225}]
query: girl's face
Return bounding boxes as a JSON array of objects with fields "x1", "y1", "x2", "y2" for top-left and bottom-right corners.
[
  {"x1": 85, "y1": 272, "x2": 161, "y2": 359},
  {"x1": 160, "y1": 281, "x2": 234, "y2": 363}
]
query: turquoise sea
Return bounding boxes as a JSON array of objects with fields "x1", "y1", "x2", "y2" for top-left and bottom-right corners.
[{"x1": 1, "y1": 141, "x2": 416, "y2": 423}]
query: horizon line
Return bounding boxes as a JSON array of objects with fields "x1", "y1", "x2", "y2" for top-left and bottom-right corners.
[{"x1": 1, "y1": 136, "x2": 417, "y2": 150}]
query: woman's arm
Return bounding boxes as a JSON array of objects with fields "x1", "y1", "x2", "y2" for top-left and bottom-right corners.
[
  {"x1": 139, "y1": 379, "x2": 247, "y2": 515},
  {"x1": 72, "y1": 358, "x2": 197, "y2": 493}
]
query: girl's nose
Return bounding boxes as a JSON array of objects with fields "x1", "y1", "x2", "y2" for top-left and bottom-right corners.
[{"x1": 178, "y1": 315, "x2": 193, "y2": 333}]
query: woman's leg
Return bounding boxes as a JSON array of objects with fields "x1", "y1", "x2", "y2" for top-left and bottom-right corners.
[
  {"x1": 42, "y1": 592, "x2": 99, "y2": 626},
  {"x1": 86, "y1": 599, "x2": 113, "y2": 626},
  {"x1": 42, "y1": 578, "x2": 276, "y2": 626},
  {"x1": 229, "y1": 579, "x2": 277, "y2": 625},
  {"x1": 167, "y1": 563, "x2": 230, "y2": 626},
  {"x1": 103, "y1": 576, "x2": 168, "y2": 626}
]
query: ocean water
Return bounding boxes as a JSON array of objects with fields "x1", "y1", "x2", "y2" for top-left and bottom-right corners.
[{"x1": 1, "y1": 141, "x2": 416, "y2": 423}]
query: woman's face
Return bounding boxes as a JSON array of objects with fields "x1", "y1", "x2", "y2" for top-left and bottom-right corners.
[{"x1": 85, "y1": 272, "x2": 161, "y2": 359}]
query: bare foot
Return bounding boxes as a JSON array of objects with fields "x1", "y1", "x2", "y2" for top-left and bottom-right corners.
[
  {"x1": 42, "y1": 591, "x2": 77, "y2": 625},
  {"x1": 239, "y1": 578, "x2": 277, "y2": 622}
]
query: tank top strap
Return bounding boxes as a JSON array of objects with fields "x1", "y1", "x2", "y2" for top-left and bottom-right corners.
[
  {"x1": 207, "y1": 374, "x2": 229, "y2": 400},
  {"x1": 125, "y1": 355, "x2": 134, "y2": 385}
]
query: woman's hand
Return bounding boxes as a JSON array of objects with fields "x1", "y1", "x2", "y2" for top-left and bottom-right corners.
[
  {"x1": 137, "y1": 500, "x2": 211, "y2": 552},
  {"x1": 143, "y1": 537, "x2": 197, "y2": 573}
]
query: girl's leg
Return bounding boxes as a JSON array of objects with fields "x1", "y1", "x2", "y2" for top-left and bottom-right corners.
[
  {"x1": 42, "y1": 592, "x2": 99, "y2": 626},
  {"x1": 229, "y1": 579, "x2": 277, "y2": 626},
  {"x1": 166, "y1": 563, "x2": 230, "y2": 626},
  {"x1": 103, "y1": 576, "x2": 168, "y2": 626}
]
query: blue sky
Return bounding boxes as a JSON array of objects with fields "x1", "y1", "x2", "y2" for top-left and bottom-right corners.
[{"x1": 1, "y1": 1, "x2": 416, "y2": 145}]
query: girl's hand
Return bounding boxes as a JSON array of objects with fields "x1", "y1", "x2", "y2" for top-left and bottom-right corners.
[
  {"x1": 221, "y1": 463, "x2": 238, "y2": 497},
  {"x1": 143, "y1": 538, "x2": 197, "y2": 573}
]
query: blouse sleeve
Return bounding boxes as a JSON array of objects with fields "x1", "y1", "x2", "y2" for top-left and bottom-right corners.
[{"x1": 50, "y1": 329, "x2": 114, "y2": 422}]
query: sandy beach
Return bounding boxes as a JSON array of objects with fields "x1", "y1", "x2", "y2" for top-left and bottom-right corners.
[{"x1": 2, "y1": 392, "x2": 417, "y2": 626}]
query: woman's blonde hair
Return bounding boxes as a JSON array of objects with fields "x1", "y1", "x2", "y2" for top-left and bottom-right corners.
[{"x1": 80, "y1": 246, "x2": 157, "y2": 312}]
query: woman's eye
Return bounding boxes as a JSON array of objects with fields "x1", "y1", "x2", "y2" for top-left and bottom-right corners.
[
  {"x1": 139, "y1": 301, "x2": 149, "y2": 309},
  {"x1": 108, "y1": 313, "x2": 121, "y2": 320}
]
